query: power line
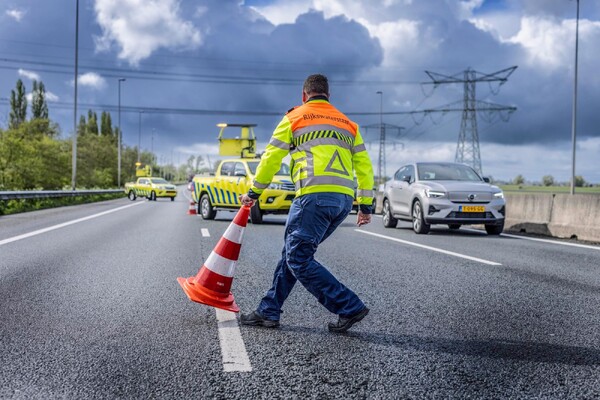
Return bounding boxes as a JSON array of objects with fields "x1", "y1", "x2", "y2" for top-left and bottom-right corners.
[{"x1": 0, "y1": 57, "x2": 422, "y2": 86}]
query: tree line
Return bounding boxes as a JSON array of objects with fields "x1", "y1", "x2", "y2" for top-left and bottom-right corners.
[
  {"x1": 0, "y1": 79, "x2": 201, "y2": 190},
  {"x1": 511, "y1": 174, "x2": 590, "y2": 187}
]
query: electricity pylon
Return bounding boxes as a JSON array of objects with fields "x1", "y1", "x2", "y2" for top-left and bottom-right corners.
[{"x1": 424, "y1": 66, "x2": 517, "y2": 175}]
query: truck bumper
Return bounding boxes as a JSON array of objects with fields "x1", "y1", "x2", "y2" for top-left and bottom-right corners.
[{"x1": 258, "y1": 190, "x2": 295, "y2": 213}]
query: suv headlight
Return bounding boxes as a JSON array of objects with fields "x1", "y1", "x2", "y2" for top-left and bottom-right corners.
[
  {"x1": 268, "y1": 182, "x2": 282, "y2": 190},
  {"x1": 425, "y1": 189, "x2": 446, "y2": 198},
  {"x1": 494, "y1": 191, "x2": 504, "y2": 199}
]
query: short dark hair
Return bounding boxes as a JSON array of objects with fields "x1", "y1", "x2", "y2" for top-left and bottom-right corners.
[{"x1": 303, "y1": 74, "x2": 329, "y2": 95}]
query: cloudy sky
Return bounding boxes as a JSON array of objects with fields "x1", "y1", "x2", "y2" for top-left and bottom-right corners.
[{"x1": 1, "y1": 0, "x2": 599, "y2": 183}]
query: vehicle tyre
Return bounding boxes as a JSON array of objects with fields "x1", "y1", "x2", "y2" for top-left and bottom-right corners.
[
  {"x1": 200, "y1": 194, "x2": 216, "y2": 220},
  {"x1": 485, "y1": 221, "x2": 504, "y2": 235},
  {"x1": 150, "y1": 191, "x2": 157, "y2": 201},
  {"x1": 412, "y1": 200, "x2": 430, "y2": 234},
  {"x1": 250, "y1": 203, "x2": 263, "y2": 224},
  {"x1": 127, "y1": 190, "x2": 136, "y2": 201},
  {"x1": 382, "y1": 199, "x2": 398, "y2": 228},
  {"x1": 170, "y1": 197, "x2": 175, "y2": 202},
  {"x1": 448, "y1": 224, "x2": 461, "y2": 230}
]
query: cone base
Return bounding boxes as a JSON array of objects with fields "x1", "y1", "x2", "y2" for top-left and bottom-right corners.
[
  {"x1": 177, "y1": 277, "x2": 239, "y2": 313},
  {"x1": 187, "y1": 210, "x2": 197, "y2": 215}
]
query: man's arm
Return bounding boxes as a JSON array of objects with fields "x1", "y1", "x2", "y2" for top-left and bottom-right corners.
[
  {"x1": 352, "y1": 126, "x2": 375, "y2": 225},
  {"x1": 242, "y1": 117, "x2": 292, "y2": 206}
]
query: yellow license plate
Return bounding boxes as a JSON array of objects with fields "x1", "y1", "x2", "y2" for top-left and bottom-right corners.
[{"x1": 460, "y1": 205, "x2": 485, "y2": 212}]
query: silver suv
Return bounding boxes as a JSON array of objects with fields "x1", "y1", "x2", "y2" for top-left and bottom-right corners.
[{"x1": 382, "y1": 162, "x2": 505, "y2": 235}]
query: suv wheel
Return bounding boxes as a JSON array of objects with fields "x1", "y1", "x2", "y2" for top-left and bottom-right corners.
[
  {"x1": 382, "y1": 199, "x2": 398, "y2": 228},
  {"x1": 412, "y1": 200, "x2": 430, "y2": 234},
  {"x1": 127, "y1": 190, "x2": 136, "y2": 201},
  {"x1": 485, "y1": 222, "x2": 504, "y2": 235},
  {"x1": 200, "y1": 194, "x2": 216, "y2": 220}
]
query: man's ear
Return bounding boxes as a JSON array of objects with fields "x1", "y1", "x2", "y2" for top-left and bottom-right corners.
[{"x1": 302, "y1": 91, "x2": 308, "y2": 103}]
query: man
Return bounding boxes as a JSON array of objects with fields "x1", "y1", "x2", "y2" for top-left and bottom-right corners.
[{"x1": 239, "y1": 74, "x2": 374, "y2": 333}]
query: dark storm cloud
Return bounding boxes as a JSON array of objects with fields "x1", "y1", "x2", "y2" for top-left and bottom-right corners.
[{"x1": 156, "y1": 4, "x2": 384, "y2": 144}]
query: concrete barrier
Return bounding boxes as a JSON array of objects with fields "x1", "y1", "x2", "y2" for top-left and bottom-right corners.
[
  {"x1": 504, "y1": 193, "x2": 554, "y2": 236},
  {"x1": 547, "y1": 194, "x2": 600, "y2": 242},
  {"x1": 504, "y1": 193, "x2": 600, "y2": 242}
]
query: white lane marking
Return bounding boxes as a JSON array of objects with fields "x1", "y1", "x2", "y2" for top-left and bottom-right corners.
[
  {"x1": 501, "y1": 232, "x2": 600, "y2": 251},
  {"x1": 215, "y1": 308, "x2": 252, "y2": 372},
  {"x1": 355, "y1": 229, "x2": 502, "y2": 266},
  {"x1": 201, "y1": 228, "x2": 210, "y2": 237},
  {"x1": 0, "y1": 202, "x2": 145, "y2": 247},
  {"x1": 460, "y1": 227, "x2": 600, "y2": 251}
]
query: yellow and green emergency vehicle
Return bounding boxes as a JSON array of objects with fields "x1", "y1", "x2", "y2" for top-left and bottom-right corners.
[
  {"x1": 191, "y1": 124, "x2": 295, "y2": 224},
  {"x1": 125, "y1": 163, "x2": 177, "y2": 201}
]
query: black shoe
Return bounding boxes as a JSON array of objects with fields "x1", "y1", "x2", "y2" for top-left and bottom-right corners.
[
  {"x1": 328, "y1": 307, "x2": 369, "y2": 333},
  {"x1": 240, "y1": 311, "x2": 280, "y2": 328}
]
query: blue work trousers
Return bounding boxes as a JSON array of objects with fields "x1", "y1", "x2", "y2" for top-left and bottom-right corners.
[{"x1": 256, "y1": 193, "x2": 365, "y2": 320}]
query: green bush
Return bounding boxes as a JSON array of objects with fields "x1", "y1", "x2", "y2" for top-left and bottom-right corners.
[{"x1": 0, "y1": 193, "x2": 126, "y2": 216}]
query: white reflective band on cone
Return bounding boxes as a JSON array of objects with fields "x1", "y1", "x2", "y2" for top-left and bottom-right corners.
[
  {"x1": 223, "y1": 223, "x2": 244, "y2": 244},
  {"x1": 205, "y1": 251, "x2": 237, "y2": 277}
]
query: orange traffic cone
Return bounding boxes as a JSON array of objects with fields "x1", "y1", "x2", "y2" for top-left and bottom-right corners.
[
  {"x1": 177, "y1": 205, "x2": 250, "y2": 312},
  {"x1": 187, "y1": 200, "x2": 197, "y2": 215}
]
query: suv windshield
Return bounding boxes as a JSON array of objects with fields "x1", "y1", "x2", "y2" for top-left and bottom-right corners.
[
  {"x1": 150, "y1": 178, "x2": 168, "y2": 184},
  {"x1": 417, "y1": 163, "x2": 482, "y2": 181},
  {"x1": 247, "y1": 161, "x2": 290, "y2": 176}
]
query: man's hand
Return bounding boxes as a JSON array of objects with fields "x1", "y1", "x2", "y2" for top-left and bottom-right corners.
[
  {"x1": 239, "y1": 193, "x2": 256, "y2": 207},
  {"x1": 356, "y1": 211, "x2": 371, "y2": 227}
]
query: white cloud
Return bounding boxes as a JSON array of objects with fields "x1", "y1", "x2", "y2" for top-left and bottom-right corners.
[
  {"x1": 94, "y1": 0, "x2": 202, "y2": 65},
  {"x1": 248, "y1": 1, "x2": 307, "y2": 25},
  {"x1": 249, "y1": 0, "x2": 376, "y2": 26},
  {"x1": 456, "y1": 0, "x2": 484, "y2": 20},
  {"x1": 18, "y1": 69, "x2": 40, "y2": 81},
  {"x1": 6, "y1": 9, "x2": 25, "y2": 22},
  {"x1": 77, "y1": 72, "x2": 106, "y2": 89},
  {"x1": 506, "y1": 16, "x2": 600, "y2": 71},
  {"x1": 357, "y1": 18, "x2": 421, "y2": 65},
  {"x1": 45, "y1": 92, "x2": 59, "y2": 102}
]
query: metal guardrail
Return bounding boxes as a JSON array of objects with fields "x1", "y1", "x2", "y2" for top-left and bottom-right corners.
[{"x1": 0, "y1": 190, "x2": 123, "y2": 201}]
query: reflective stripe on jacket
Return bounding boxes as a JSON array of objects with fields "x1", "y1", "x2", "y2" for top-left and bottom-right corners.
[{"x1": 251, "y1": 98, "x2": 374, "y2": 206}]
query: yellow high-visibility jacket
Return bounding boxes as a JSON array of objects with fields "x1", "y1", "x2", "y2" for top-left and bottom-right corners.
[{"x1": 251, "y1": 97, "x2": 374, "y2": 207}]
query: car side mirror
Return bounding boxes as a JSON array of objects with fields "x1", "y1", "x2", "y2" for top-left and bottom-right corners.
[
  {"x1": 234, "y1": 171, "x2": 246, "y2": 177},
  {"x1": 483, "y1": 177, "x2": 490, "y2": 183},
  {"x1": 402, "y1": 175, "x2": 412, "y2": 183}
]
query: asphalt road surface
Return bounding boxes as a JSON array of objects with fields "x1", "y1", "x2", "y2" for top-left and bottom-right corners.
[{"x1": 1, "y1": 190, "x2": 600, "y2": 399}]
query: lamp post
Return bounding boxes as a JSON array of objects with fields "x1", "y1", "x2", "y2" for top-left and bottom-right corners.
[
  {"x1": 376, "y1": 91, "x2": 384, "y2": 188},
  {"x1": 71, "y1": 0, "x2": 79, "y2": 190},
  {"x1": 117, "y1": 78, "x2": 126, "y2": 187},
  {"x1": 138, "y1": 110, "x2": 144, "y2": 162},
  {"x1": 151, "y1": 128, "x2": 155, "y2": 165},
  {"x1": 570, "y1": 0, "x2": 580, "y2": 195}
]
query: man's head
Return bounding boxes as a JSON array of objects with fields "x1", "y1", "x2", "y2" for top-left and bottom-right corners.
[{"x1": 302, "y1": 74, "x2": 329, "y2": 103}]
